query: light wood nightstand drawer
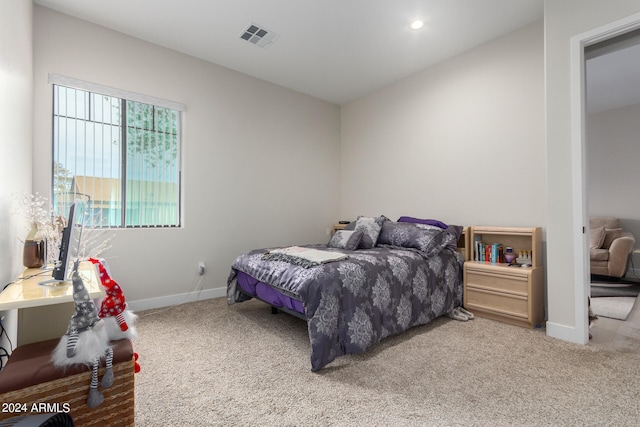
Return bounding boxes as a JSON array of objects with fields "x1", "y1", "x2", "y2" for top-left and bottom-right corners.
[
  {"x1": 465, "y1": 264, "x2": 529, "y2": 294},
  {"x1": 465, "y1": 287, "x2": 529, "y2": 320}
]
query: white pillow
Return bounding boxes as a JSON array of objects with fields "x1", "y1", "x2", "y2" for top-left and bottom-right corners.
[{"x1": 353, "y1": 216, "x2": 386, "y2": 249}]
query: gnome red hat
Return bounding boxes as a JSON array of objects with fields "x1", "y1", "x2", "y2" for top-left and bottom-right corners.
[{"x1": 90, "y1": 258, "x2": 129, "y2": 332}]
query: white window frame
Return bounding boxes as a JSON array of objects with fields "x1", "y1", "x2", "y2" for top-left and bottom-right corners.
[{"x1": 49, "y1": 74, "x2": 186, "y2": 228}]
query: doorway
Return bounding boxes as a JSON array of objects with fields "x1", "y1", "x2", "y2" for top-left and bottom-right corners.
[{"x1": 571, "y1": 13, "x2": 640, "y2": 347}]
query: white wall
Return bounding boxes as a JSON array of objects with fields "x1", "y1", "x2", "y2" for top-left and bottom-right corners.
[
  {"x1": 341, "y1": 22, "x2": 546, "y2": 228},
  {"x1": 0, "y1": 0, "x2": 33, "y2": 351},
  {"x1": 545, "y1": 0, "x2": 640, "y2": 342},
  {"x1": 33, "y1": 6, "x2": 341, "y2": 307},
  {"x1": 588, "y1": 103, "x2": 640, "y2": 273},
  {"x1": 25, "y1": 2, "x2": 640, "y2": 349}
]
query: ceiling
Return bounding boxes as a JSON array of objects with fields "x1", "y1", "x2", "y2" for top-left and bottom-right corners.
[
  {"x1": 31, "y1": 1, "x2": 640, "y2": 111},
  {"x1": 33, "y1": 0, "x2": 544, "y2": 105}
]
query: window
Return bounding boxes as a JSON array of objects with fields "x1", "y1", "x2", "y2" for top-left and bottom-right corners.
[{"x1": 50, "y1": 75, "x2": 184, "y2": 228}]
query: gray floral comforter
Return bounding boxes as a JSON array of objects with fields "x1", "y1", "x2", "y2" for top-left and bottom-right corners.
[{"x1": 227, "y1": 242, "x2": 463, "y2": 371}]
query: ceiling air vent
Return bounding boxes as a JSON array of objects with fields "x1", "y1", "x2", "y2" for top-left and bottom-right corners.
[{"x1": 240, "y1": 23, "x2": 279, "y2": 48}]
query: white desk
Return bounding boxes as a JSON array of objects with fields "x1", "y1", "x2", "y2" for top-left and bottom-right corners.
[{"x1": 0, "y1": 261, "x2": 103, "y2": 346}]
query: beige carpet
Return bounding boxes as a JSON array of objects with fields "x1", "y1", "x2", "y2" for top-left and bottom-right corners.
[{"x1": 133, "y1": 297, "x2": 640, "y2": 426}]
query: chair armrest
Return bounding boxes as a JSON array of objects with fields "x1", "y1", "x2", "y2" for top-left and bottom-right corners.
[
  {"x1": 610, "y1": 234, "x2": 635, "y2": 253},
  {"x1": 607, "y1": 234, "x2": 635, "y2": 277}
]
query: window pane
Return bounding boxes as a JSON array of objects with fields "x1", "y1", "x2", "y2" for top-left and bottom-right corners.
[
  {"x1": 125, "y1": 101, "x2": 180, "y2": 227},
  {"x1": 52, "y1": 85, "x2": 181, "y2": 228},
  {"x1": 52, "y1": 87, "x2": 122, "y2": 227}
]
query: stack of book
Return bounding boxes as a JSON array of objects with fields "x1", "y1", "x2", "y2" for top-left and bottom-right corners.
[{"x1": 474, "y1": 241, "x2": 506, "y2": 263}]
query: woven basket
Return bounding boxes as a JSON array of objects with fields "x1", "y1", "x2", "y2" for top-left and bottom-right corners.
[{"x1": 0, "y1": 356, "x2": 135, "y2": 426}]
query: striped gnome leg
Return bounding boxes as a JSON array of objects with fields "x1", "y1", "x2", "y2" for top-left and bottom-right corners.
[
  {"x1": 66, "y1": 329, "x2": 79, "y2": 357},
  {"x1": 87, "y1": 357, "x2": 105, "y2": 408},
  {"x1": 116, "y1": 312, "x2": 128, "y2": 331},
  {"x1": 101, "y1": 346, "x2": 114, "y2": 388}
]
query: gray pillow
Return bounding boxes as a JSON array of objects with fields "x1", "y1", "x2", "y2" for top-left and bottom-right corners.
[
  {"x1": 378, "y1": 221, "x2": 462, "y2": 257},
  {"x1": 352, "y1": 216, "x2": 387, "y2": 249},
  {"x1": 328, "y1": 230, "x2": 363, "y2": 250}
]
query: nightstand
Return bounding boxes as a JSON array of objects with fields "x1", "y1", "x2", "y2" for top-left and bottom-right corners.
[
  {"x1": 464, "y1": 226, "x2": 544, "y2": 329},
  {"x1": 332, "y1": 223, "x2": 348, "y2": 235}
]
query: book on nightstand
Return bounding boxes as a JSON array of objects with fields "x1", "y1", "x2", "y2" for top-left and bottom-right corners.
[{"x1": 474, "y1": 241, "x2": 505, "y2": 263}]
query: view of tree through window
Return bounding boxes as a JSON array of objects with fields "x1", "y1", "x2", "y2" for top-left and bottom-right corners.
[{"x1": 52, "y1": 85, "x2": 181, "y2": 227}]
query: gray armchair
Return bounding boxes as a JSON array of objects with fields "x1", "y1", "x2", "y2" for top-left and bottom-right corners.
[{"x1": 590, "y1": 216, "x2": 635, "y2": 278}]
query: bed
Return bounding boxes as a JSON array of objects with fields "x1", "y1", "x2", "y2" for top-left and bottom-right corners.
[{"x1": 227, "y1": 216, "x2": 470, "y2": 371}]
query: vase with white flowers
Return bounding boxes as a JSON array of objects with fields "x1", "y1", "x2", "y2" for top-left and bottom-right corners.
[{"x1": 15, "y1": 192, "x2": 114, "y2": 269}]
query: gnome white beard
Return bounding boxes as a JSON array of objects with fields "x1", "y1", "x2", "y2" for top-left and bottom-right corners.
[
  {"x1": 103, "y1": 310, "x2": 138, "y2": 341},
  {"x1": 52, "y1": 320, "x2": 110, "y2": 367}
]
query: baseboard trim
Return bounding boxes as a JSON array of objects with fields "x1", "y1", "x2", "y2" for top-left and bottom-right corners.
[
  {"x1": 127, "y1": 287, "x2": 226, "y2": 312},
  {"x1": 546, "y1": 321, "x2": 588, "y2": 345}
]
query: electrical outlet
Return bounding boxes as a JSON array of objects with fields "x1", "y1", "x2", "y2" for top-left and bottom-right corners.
[{"x1": 198, "y1": 262, "x2": 206, "y2": 275}]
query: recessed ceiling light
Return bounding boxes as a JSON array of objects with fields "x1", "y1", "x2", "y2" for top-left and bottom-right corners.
[{"x1": 410, "y1": 20, "x2": 424, "y2": 30}]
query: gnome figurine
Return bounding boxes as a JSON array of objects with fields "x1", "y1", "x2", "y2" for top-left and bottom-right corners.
[
  {"x1": 52, "y1": 260, "x2": 112, "y2": 408},
  {"x1": 89, "y1": 258, "x2": 140, "y2": 373}
]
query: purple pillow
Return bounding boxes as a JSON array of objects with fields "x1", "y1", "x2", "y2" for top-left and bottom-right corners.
[{"x1": 397, "y1": 216, "x2": 448, "y2": 229}]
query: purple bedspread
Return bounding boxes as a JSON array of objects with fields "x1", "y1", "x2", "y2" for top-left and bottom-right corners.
[{"x1": 227, "y1": 238, "x2": 463, "y2": 371}]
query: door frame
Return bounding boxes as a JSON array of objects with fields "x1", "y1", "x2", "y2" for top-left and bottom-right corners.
[{"x1": 570, "y1": 12, "x2": 640, "y2": 342}]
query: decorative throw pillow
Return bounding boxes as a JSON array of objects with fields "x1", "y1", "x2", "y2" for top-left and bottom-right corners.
[
  {"x1": 353, "y1": 216, "x2": 387, "y2": 249},
  {"x1": 328, "y1": 230, "x2": 363, "y2": 251},
  {"x1": 589, "y1": 226, "x2": 606, "y2": 249},
  {"x1": 378, "y1": 221, "x2": 462, "y2": 257},
  {"x1": 602, "y1": 228, "x2": 624, "y2": 249}
]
